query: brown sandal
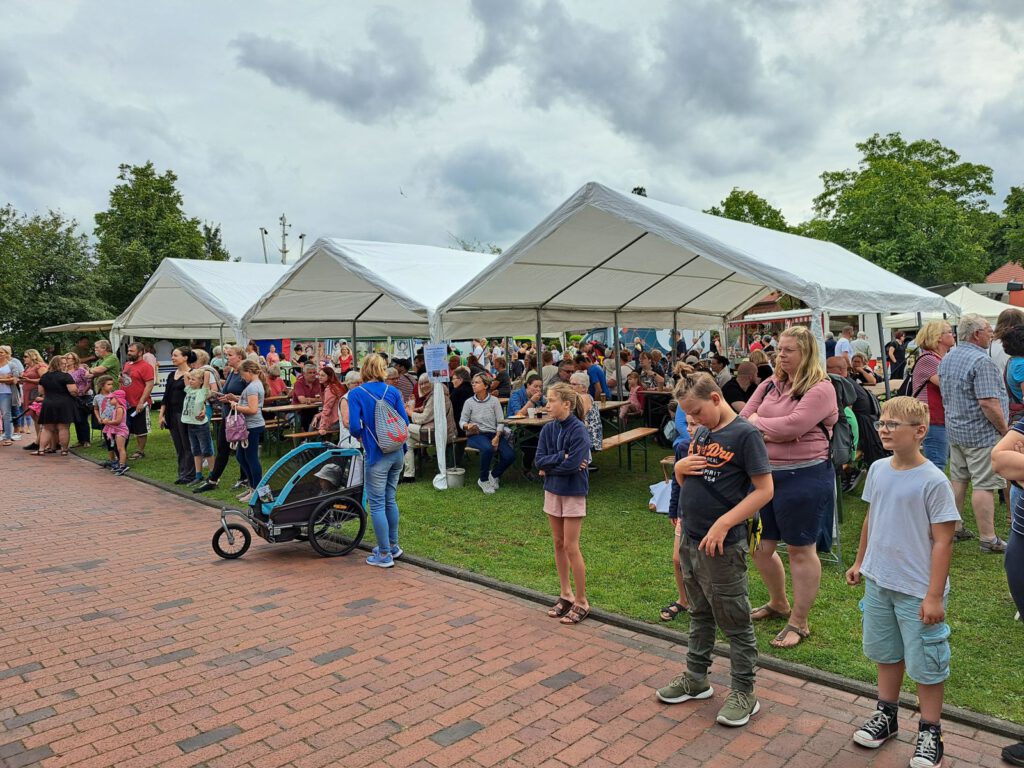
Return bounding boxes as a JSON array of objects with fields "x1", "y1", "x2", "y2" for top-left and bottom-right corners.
[
  {"x1": 751, "y1": 603, "x2": 791, "y2": 621},
  {"x1": 560, "y1": 604, "x2": 590, "y2": 625},
  {"x1": 547, "y1": 598, "x2": 573, "y2": 618},
  {"x1": 770, "y1": 624, "x2": 810, "y2": 648}
]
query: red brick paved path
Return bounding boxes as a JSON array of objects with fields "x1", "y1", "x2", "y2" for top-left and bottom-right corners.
[{"x1": 0, "y1": 449, "x2": 1013, "y2": 767}]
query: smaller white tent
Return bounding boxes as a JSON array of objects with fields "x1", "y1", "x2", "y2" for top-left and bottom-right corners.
[
  {"x1": 41, "y1": 319, "x2": 116, "y2": 334},
  {"x1": 112, "y1": 259, "x2": 289, "y2": 347},
  {"x1": 882, "y1": 286, "x2": 1015, "y2": 328}
]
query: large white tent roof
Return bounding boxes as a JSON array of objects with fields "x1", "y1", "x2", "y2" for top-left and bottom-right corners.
[
  {"x1": 438, "y1": 182, "x2": 957, "y2": 333},
  {"x1": 242, "y1": 238, "x2": 499, "y2": 339},
  {"x1": 112, "y1": 259, "x2": 289, "y2": 345},
  {"x1": 882, "y1": 285, "x2": 1015, "y2": 328}
]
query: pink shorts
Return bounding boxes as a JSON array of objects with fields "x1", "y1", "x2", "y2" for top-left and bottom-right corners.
[{"x1": 544, "y1": 491, "x2": 587, "y2": 518}]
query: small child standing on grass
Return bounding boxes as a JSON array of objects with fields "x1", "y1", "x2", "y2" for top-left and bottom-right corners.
[
  {"x1": 655, "y1": 373, "x2": 773, "y2": 728},
  {"x1": 181, "y1": 369, "x2": 214, "y2": 487},
  {"x1": 846, "y1": 396, "x2": 959, "y2": 768},
  {"x1": 660, "y1": 407, "x2": 697, "y2": 622},
  {"x1": 535, "y1": 382, "x2": 592, "y2": 626},
  {"x1": 93, "y1": 376, "x2": 117, "y2": 467},
  {"x1": 99, "y1": 386, "x2": 130, "y2": 476}
]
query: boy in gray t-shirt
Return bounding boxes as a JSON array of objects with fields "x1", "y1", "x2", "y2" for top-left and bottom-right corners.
[{"x1": 847, "y1": 397, "x2": 959, "y2": 768}]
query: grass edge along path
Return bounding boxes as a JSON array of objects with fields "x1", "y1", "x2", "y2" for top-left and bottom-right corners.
[{"x1": 75, "y1": 431, "x2": 1024, "y2": 726}]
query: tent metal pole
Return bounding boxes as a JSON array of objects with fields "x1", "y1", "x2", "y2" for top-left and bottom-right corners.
[
  {"x1": 535, "y1": 309, "x2": 542, "y2": 371},
  {"x1": 671, "y1": 311, "x2": 679, "y2": 373},
  {"x1": 876, "y1": 314, "x2": 891, "y2": 399},
  {"x1": 351, "y1": 323, "x2": 357, "y2": 367},
  {"x1": 613, "y1": 312, "x2": 623, "y2": 400}
]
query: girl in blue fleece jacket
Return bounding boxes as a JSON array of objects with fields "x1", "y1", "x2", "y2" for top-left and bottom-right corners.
[{"x1": 535, "y1": 382, "x2": 592, "y2": 625}]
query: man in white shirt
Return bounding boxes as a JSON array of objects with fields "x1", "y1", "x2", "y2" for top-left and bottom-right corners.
[
  {"x1": 835, "y1": 326, "x2": 855, "y2": 360},
  {"x1": 852, "y1": 331, "x2": 872, "y2": 360}
]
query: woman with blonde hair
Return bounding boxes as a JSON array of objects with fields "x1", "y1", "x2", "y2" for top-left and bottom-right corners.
[
  {"x1": 748, "y1": 349, "x2": 773, "y2": 383},
  {"x1": 346, "y1": 353, "x2": 409, "y2": 568},
  {"x1": 740, "y1": 325, "x2": 839, "y2": 648},
  {"x1": 911, "y1": 319, "x2": 955, "y2": 470},
  {"x1": 19, "y1": 349, "x2": 47, "y2": 438}
]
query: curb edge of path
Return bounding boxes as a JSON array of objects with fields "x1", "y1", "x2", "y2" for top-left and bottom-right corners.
[{"x1": 71, "y1": 450, "x2": 1024, "y2": 742}]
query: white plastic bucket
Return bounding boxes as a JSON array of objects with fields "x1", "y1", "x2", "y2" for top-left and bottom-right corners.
[{"x1": 445, "y1": 467, "x2": 466, "y2": 488}]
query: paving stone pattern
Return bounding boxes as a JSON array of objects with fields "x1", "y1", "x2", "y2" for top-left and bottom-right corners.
[{"x1": 0, "y1": 448, "x2": 1014, "y2": 767}]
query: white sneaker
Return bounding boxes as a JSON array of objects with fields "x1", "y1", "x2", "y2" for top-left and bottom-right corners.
[
  {"x1": 11, "y1": 434, "x2": 22, "y2": 441},
  {"x1": 488, "y1": 473, "x2": 500, "y2": 490},
  {"x1": 478, "y1": 478, "x2": 496, "y2": 494}
]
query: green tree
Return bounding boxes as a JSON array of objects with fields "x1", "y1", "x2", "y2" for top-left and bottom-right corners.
[
  {"x1": 988, "y1": 186, "x2": 1024, "y2": 272},
  {"x1": 631, "y1": 186, "x2": 648, "y2": 197},
  {"x1": 201, "y1": 222, "x2": 231, "y2": 261},
  {"x1": 94, "y1": 161, "x2": 208, "y2": 313},
  {"x1": 448, "y1": 233, "x2": 502, "y2": 255},
  {"x1": 0, "y1": 205, "x2": 109, "y2": 352},
  {"x1": 705, "y1": 188, "x2": 790, "y2": 232},
  {"x1": 806, "y1": 132, "x2": 994, "y2": 285}
]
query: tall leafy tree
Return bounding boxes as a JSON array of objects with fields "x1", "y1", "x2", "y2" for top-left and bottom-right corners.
[
  {"x1": 202, "y1": 221, "x2": 232, "y2": 261},
  {"x1": 0, "y1": 205, "x2": 109, "y2": 352},
  {"x1": 705, "y1": 188, "x2": 790, "y2": 232},
  {"x1": 94, "y1": 162, "x2": 208, "y2": 312},
  {"x1": 988, "y1": 186, "x2": 1024, "y2": 272},
  {"x1": 805, "y1": 132, "x2": 993, "y2": 285}
]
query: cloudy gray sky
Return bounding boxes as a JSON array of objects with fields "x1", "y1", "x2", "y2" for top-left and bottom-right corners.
[{"x1": 2, "y1": 0, "x2": 1023, "y2": 262}]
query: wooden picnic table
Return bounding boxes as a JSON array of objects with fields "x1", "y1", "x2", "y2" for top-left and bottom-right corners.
[
  {"x1": 867, "y1": 379, "x2": 903, "y2": 398},
  {"x1": 262, "y1": 402, "x2": 322, "y2": 413},
  {"x1": 502, "y1": 414, "x2": 552, "y2": 428}
]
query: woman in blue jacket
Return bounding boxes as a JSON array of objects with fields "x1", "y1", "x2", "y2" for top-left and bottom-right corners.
[
  {"x1": 536, "y1": 382, "x2": 592, "y2": 625},
  {"x1": 346, "y1": 353, "x2": 410, "y2": 569}
]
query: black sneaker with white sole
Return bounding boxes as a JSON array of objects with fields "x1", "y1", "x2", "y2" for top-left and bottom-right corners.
[
  {"x1": 852, "y1": 703, "x2": 898, "y2": 748},
  {"x1": 910, "y1": 723, "x2": 943, "y2": 768}
]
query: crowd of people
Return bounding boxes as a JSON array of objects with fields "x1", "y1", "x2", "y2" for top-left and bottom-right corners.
[{"x1": 5, "y1": 322, "x2": 1024, "y2": 767}]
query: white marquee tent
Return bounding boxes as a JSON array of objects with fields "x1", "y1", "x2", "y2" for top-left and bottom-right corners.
[
  {"x1": 111, "y1": 259, "x2": 289, "y2": 348},
  {"x1": 241, "y1": 238, "x2": 499, "y2": 340},
  {"x1": 882, "y1": 285, "x2": 1015, "y2": 328}
]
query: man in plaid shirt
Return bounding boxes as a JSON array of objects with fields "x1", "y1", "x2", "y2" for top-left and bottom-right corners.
[{"x1": 938, "y1": 313, "x2": 1008, "y2": 553}]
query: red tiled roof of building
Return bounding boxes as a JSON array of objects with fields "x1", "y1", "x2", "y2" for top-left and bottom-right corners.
[{"x1": 987, "y1": 262, "x2": 1024, "y2": 283}]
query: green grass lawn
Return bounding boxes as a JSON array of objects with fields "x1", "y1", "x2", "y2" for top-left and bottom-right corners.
[{"x1": 80, "y1": 430, "x2": 1024, "y2": 722}]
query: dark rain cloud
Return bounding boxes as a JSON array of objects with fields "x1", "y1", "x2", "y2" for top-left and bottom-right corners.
[{"x1": 232, "y1": 12, "x2": 444, "y2": 123}]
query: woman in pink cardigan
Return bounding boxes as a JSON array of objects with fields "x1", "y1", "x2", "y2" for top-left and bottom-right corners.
[{"x1": 740, "y1": 326, "x2": 838, "y2": 649}]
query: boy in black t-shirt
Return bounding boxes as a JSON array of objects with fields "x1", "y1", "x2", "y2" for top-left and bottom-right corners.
[{"x1": 655, "y1": 373, "x2": 773, "y2": 727}]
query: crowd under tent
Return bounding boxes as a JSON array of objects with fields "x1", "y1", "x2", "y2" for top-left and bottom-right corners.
[
  {"x1": 882, "y1": 285, "x2": 1015, "y2": 329},
  {"x1": 111, "y1": 259, "x2": 289, "y2": 348}
]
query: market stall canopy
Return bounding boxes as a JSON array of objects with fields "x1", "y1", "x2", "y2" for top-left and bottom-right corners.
[
  {"x1": 241, "y1": 238, "x2": 499, "y2": 339},
  {"x1": 882, "y1": 285, "x2": 1015, "y2": 328},
  {"x1": 41, "y1": 319, "x2": 115, "y2": 334},
  {"x1": 437, "y1": 182, "x2": 957, "y2": 333},
  {"x1": 112, "y1": 259, "x2": 289, "y2": 346}
]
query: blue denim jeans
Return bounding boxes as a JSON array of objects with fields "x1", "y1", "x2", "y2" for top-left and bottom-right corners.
[
  {"x1": 467, "y1": 432, "x2": 516, "y2": 482},
  {"x1": 187, "y1": 423, "x2": 214, "y2": 457},
  {"x1": 922, "y1": 423, "x2": 948, "y2": 471},
  {"x1": 0, "y1": 392, "x2": 12, "y2": 440},
  {"x1": 365, "y1": 449, "x2": 403, "y2": 551},
  {"x1": 235, "y1": 426, "x2": 265, "y2": 486}
]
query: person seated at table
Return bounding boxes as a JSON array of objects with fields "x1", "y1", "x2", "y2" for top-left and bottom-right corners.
[
  {"x1": 510, "y1": 351, "x2": 525, "y2": 380},
  {"x1": 619, "y1": 371, "x2": 644, "y2": 422},
  {"x1": 637, "y1": 351, "x2": 665, "y2": 391},
  {"x1": 710, "y1": 355, "x2": 732, "y2": 387},
  {"x1": 491, "y1": 356, "x2": 512, "y2": 398},
  {"x1": 460, "y1": 373, "x2": 516, "y2": 494},
  {"x1": 850, "y1": 353, "x2": 877, "y2": 386},
  {"x1": 575, "y1": 355, "x2": 611, "y2": 400},
  {"x1": 266, "y1": 364, "x2": 288, "y2": 397},
  {"x1": 467, "y1": 354, "x2": 487, "y2": 377},
  {"x1": 394, "y1": 359, "x2": 416, "y2": 401},
  {"x1": 402, "y1": 374, "x2": 456, "y2": 482},
  {"x1": 508, "y1": 374, "x2": 547, "y2": 418},
  {"x1": 721, "y1": 362, "x2": 758, "y2": 412},
  {"x1": 607, "y1": 349, "x2": 634, "y2": 391},
  {"x1": 509, "y1": 373, "x2": 548, "y2": 479},
  {"x1": 312, "y1": 366, "x2": 345, "y2": 436},
  {"x1": 650, "y1": 349, "x2": 668, "y2": 377},
  {"x1": 570, "y1": 371, "x2": 602, "y2": 452},
  {"x1": 291, "y1": 363, "x2": 323, "y2": 431},
  {"x1": 545, "y1": 360, "x2": 574, "y2": 390},
  {"x1": 749, "y1": 349, "x2": 773, "y2": 382}
]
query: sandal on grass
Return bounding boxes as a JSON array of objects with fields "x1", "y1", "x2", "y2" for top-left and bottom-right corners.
[
  {"x1": 547, "y1": 598, "x2": 573, "y2": 618},
  {"x1": 560, "y1": 604, "x2": 590, "y2": 625},
  {"x1": 129, "y1": 451, "x2": 145, "y2": 459},
  {"x1": 751, "y1": 603, "x2": 791, "y2": 621},
  {"x1": 770, "y1": 624, "x2": 810, "y2": 648},
  {"x1": 660, "y1": 601, "x2": 688, "y2": 621}
]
